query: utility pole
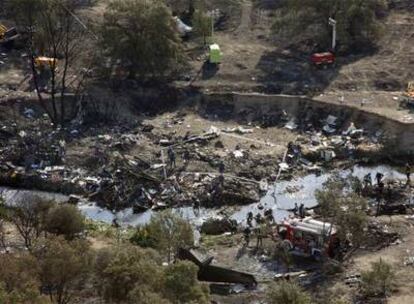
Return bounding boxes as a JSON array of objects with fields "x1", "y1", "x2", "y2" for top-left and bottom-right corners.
[{"x1": 328, "y1": 17, "x2": 337, "y2": 51}]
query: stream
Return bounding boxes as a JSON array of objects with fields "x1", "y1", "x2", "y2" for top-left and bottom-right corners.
[{"x1": 0, "y1": 165, "x2": 407, "y2": 228}]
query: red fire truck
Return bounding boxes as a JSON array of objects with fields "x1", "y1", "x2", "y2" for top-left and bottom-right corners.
[
  {"x1": 311, "y1": 52, "x2": 335, "y2": 66},
  {"x1": 276, "y1": 217, "x2": 339, "y2": 259}
]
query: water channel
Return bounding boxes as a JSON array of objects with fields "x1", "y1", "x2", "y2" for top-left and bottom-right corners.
[{"x1": 0, "y1": 165, "x2": 407, "y2": 228}]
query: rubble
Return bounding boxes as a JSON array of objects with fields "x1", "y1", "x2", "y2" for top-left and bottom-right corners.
[{"x1": 362, "y1": 221, "x2": 400, "y2": 251}]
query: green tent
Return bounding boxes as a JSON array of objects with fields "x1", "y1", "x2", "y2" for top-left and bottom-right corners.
[{"x1": 209, "y1": 43, "x2": 222, "y2": 64}]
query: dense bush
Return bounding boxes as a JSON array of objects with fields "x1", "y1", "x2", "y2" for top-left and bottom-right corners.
[{"x1": 273, "y1": 0, "x2": 387, "y2": 53}]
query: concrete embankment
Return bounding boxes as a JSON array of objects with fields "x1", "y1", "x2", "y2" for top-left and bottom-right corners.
[{"x1": 200, "y1": 92, "x2": 414, "y2": 156}]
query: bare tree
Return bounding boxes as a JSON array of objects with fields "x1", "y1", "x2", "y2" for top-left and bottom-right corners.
[
  {"x1": 6, "y1": 195, "x2": 53, "y2": 250},
  {"x1": 9, "y1": 0, "x2": 91, "y2": 126}
]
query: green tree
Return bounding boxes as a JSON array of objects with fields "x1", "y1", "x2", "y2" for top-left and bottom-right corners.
[
  {"x1": 361, "y1": 258, "x2": 395, "y2": 298},
  {"x1": 127, "y1": 285, "x2": 172, "y2": 304},
  {"x1": 131, "y1": 211, "x2": 194, "y2": 262},
  {"x1": 45, "y1": 204, "x2": 85, "y2": 240},
  {"x1": 273, "y1": 0, "x2": 386, "y2": 52},
  {"x1": 33, "y1": 237, "x2": 92, "y2": 304},
  {"x1": 266, "y1": 281, "x2": 312, "y2": 304},
  {"x1": 192, "y1": 9, "x2": 212, "y2": 45},
  {"x1": 315, "y1": 174, "x2": 368, "y2": 248},
  {"x1": 163, "y1": 261, "x2": 209, "y2": 304},
  {"x1": 0, "y1": 253, "x2": 46, "y2": 304},
  {"x1": 95, "y1": 245, "x2": 165, "y2": 303},
  {"x1": 100, "y1": 0, "x2": 185, "y2": 81}
]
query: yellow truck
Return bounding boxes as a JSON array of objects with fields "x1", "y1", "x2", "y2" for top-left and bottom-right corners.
[
  {"x1": 0, "y1": 23, "x2": 21, "y2": 46},
  {"x1": 0, "y1": 24, "x2": 7, "y2": 40},
  {"x1": 401, "y1": 81, "x2": 414, "y2": 109},
  {"x1": 34, "y1": 56, "x2": 58, "y2": 70},
  {"x1": 406, "y1": 82, "x2": 414, "y2": 99}
]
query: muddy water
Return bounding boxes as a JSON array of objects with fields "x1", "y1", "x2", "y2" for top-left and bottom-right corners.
[{"x1": 0, "y1": 165, "x2": 406, "y2": 228}]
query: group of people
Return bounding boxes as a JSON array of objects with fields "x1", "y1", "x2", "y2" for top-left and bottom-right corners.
[
  {"x1": 293, "y1": 203, "x2": 306, "y2": 218},
  {"x1": 363, "y1": 164, "x2": 411, "y2": 190},
  {"x1": 243, "y1": 208, "x2": 275, "y2": 248}
]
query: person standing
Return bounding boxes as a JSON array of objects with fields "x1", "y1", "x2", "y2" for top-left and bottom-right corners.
[
  {"x1": 375, "y1": 172, "x2": 384, "y2": 186},
  {"x1": 247, "y1": 211, "x2": 254, "y2": 227},
  {"x1": 167, "y1": 146, "x2": 176, "y2": 168},
  {"x1": 243, "y1": 226, "x2": 251, "y2": 247},
  {"x1": 363, "y1": 173, "x2": 372, "y2": 188},
  {"x1": 406, "y1": 163, "x2": 411, "y2": 185},
  {"x1": 218, "y1": 161, "x2": 225, "y2": 175},
  {"x1": 293, "y1": 202, "x2": 298, "y2": 216},
  {"x1": 255, "y1": 225, "x2": 263, "y2": 249},
  {"x1": 299, "y1": 203, "x2": 305, "y2": 218}
]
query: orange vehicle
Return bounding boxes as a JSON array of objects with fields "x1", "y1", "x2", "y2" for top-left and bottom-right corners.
[
  {"x1": 34, "y1": 56, "x2": 58, "y2": 70},
  {"x1": 276, "y1": 217, "x2": 339, "y2": 259},
  {"x1": 401, "y1": 82, "x2": 414, "y2": 109}
]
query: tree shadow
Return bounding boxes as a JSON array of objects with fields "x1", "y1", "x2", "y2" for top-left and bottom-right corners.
[
  {"x1": 201, "y1": 61, "x2": 219, "y2": 80},
  {"x1": 255, "y1": 49, "x2": 370, "y2": 95}
]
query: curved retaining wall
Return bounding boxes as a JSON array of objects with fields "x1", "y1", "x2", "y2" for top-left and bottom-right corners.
[{"x1": 201, "y1": 92, "x2": 414, "y2": 155}]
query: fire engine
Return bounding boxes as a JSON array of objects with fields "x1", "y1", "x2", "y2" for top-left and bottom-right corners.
[
  {"x1": 311, "y1": 52, "x2": 335, "y2": 66},
  {"x1": 276, "y1": 217, "x2": 339, "y2": 259}
]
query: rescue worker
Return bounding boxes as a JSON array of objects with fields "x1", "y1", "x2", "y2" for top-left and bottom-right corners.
[
  {"x1": 167, "y1": 146, "x2": 176, "y2": 168},
  {"x1": 218, "y1": 161, "x2": 225, "y2": 175},
  {"x1": 293, "y1": 202, "x2": 298, "y2": 216},
  {"x1": 255, "y1": 213, "x2": 263, "y2": 226},
  {"x1": 193, "y1": 198, "x2": 200, "y2": 215},
  {"x1": 375, "y1": 172, "x2": 384, "y2": 186},
  {"x1": 243, "y1": 226, "x2": 251, "y2": 246},
  {"x1": 112, "y1": 218, "x2": 120, "y2": 228},
  {"x1": 264, "y1": 208, "x2": 275, "y2": 224},
  {"x1": 363, "y1": 173, "x2": 372, "y2": 188},
  {"x1": 299, "y1": 203, "x2": 305, "y2": 218},
  {"x1": 218, "y1": 174, "x2": 224, "y2": 187},
  {"x1": 378, "y1": 180, "x2": 384, "y2": 195},
  {"x1": 247, "y1": 211, "x2": 254, "y2": 227},
  {"x1": 406, "y1": 163, "x2": 411, "y2": 184},
  {"x1": 182, "y1": 150, "x2": 190, "y2": 166},
  {"x1": 255, "y1": 225, "x2": 263, "y2": 249}
]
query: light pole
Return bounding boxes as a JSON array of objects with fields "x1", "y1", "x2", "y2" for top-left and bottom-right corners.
[{"x1": 328, "y1": 17, "x2": 337, "y2": 51}]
